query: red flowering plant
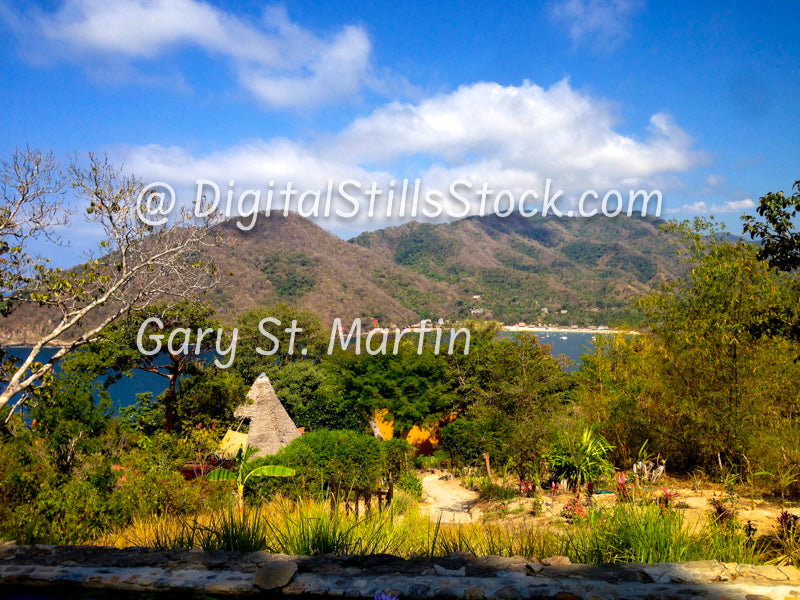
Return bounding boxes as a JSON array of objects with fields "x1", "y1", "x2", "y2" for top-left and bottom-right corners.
[
  {"x1": 658, "y1": 488, "x2": 679, "y2": 511},
  {"x1": 561, "y1": 495, "x2": 587, "y2": 523}
]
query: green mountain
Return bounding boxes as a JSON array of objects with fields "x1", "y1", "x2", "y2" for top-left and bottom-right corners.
[{"x1": 350, "y1": 212, "x2": 684, "y2": 326}]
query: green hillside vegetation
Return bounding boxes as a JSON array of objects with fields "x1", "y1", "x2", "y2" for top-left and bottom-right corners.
[
  {"x1": 1, "y1": 212, "x2": 687, "y2": 346},
  {"x1": 352, "y1": 213, "x2": 684, "y2": 326}
]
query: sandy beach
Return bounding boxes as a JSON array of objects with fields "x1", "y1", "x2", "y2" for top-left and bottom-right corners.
[{"x1": 501, "y1": 325, "x2": 640, "y2": 335}]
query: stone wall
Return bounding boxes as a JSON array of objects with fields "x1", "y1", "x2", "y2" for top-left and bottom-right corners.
[{"x1": 2, "y1": 542, "x2": 799, "y2": 599}]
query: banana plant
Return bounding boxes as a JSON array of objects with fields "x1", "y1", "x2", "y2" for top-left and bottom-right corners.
[{"x1": 208, "y1": 445, "x2": 295, "y2": 514}]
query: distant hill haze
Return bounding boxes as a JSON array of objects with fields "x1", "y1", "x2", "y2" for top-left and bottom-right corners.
[{"x1": 0, "y1": 213, "x2": 685, "y2": 345}]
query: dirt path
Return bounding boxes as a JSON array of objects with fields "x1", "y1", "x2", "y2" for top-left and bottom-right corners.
[{"x1": 420, "y1": 471, "x2": 480, "y2": 523}]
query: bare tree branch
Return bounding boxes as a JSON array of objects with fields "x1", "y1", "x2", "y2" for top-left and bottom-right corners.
[{"x1": 0, "y1": 149, "x2": 221, "y2": 413}]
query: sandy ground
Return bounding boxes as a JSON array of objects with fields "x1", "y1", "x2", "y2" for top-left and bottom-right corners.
[
  {"x1": 419, "y1": 471, "x2": 480, "y2": 523},
  {"x1": 419, "y1": 471, "x2": 797, "y2": 536}
]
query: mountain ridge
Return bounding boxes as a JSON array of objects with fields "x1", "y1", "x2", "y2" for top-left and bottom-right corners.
[{"x1": 0, "y1": 212, "x2": 684, "y2": 345}]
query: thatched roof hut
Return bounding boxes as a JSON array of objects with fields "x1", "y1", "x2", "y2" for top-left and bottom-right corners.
[{"x1": 233, "y1": 373, "x2": 300, "y2": 456}]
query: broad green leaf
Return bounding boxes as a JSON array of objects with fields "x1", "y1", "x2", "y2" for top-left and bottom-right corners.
[
  {"x1": 249, "y1": 465, "x2": 296, "y2": 478},
  {"x1": 207, "y1": 468, "x2": 237, "y2": 482}
]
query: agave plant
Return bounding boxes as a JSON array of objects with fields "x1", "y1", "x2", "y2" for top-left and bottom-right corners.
[
  {"x1": 208, "y1": 445, "x2": 295, "y2": 514},
  {"x1": 548, "y1": 426, "x2": 614, "y2": 491}
]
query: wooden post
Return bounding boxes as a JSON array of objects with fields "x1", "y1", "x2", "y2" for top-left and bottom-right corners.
[{"x1": 483, "y1": 452, "x2": 493, "y2": 481}]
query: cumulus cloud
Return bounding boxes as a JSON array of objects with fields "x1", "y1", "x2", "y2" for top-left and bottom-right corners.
[
  {"x1": 548, "y1": 0, "x2": 644, "y2": 50},
  {"x1": 335, "y1": 81, "x2": 701, "y2": 179},
  {"x1": 114, "y1": 79, "x2": 706, "y2": 234},
  {"x1": 5, "y1": 0, "x2": 374, "y2": 109}
]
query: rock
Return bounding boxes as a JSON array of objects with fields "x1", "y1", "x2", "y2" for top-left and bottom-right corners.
[
  {"x1": 475, "y1": 555, "x2": 527, "y2": 573},
  {"x1": 254, "y1": 561, "x2": 297, "y2": 590},
  {"x1": 0, "y1": 541, "x2": 17, "y2": 560},
  {"x1": 408, "y1": 583, "x2": 431, "y2": 598},
  {"x1": 526, "y1": 560, "x2": 544, "y2": 574},
  {"x1": 433, "y1": 585, "x2": 461, "y2": 599},
  {"x1": 644, "y1": 560, "x2": 722, "y2": 584},
  {"x1": 281, "y1": 578, "x2": 309, "y2": 595},
  {"x1": 363, "y1": 554, "x2": 405, "y2": 569},
  {"x1": 780, "y1": 564, "x2": 800, "y2": 581},
  {"x1": 738, "y1": 564, "x2": 788, "y2": 581},
  {"x1": 464, "y1": 584, "x2": 485, "y2": 600},
  {"x1": 434, "y1": 563, "x2": 467, "y2": 577},
  {"x1": 553, "y1": 593, "x2": 583, "y2": 600},
  {"x1": 495, "y1": 585, "x2": 522, "y2": 599},
  {"x1": 542, "y1": 556, "x2": 572, "y2": 567}
]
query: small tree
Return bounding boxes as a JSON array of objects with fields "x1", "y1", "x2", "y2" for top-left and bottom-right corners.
[{"x1": 207, "y1": 446, "x2": 295, "y2": 514}]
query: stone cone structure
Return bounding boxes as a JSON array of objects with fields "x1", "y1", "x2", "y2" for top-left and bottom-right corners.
[{"x1": 234, "y1": 373, "x2": 300, "y2": 456}]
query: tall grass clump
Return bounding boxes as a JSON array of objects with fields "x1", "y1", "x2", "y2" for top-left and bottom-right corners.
[
  {"x1": 264, "y1": 498, "x2": 408, "y2": 556},
  {"x1": 122, "y1": 515, "x2": 209, "y2": 550},
  {"x1": 434, "y1": 522, "x2": 560, "y2": 558},
  {"x1": 562, "y1": 503, "x2": 766, "y2": 564},
  {"x1": 563, "y1": 503, "x2": 698, "y2": 563},
  {"x1": 205, "y1": 508, "x2": 269, "y2": 552},
  {"x1": 120, "y1": 510, "x2": 269, "y2": 552}
]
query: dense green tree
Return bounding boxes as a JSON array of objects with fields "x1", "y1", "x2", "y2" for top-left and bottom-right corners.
[
  {"x1": 271, "y1": 360, "x2": 362, "y2": 431},
  {"x1": 173, "y1": 365, "x2": 248, "y2": 432},
  {"x1": 71, "y1": 301, "x2": 223, "y2": 433},
  {"x1": 572, "y1": 334, "x2": 661, "y2": 467},
  {"x1": 233, "y1": 304, "x2": 326, "y2": 384},
  {"x1": 325, "y1": 341, "x2": 457, "y2": 438},
  {"x1": 743, "y1": 179, "x2": 800, "y2": 272},
  {"x1": 27, "y1": 366, "x2": 112, "y2": 473},
  {"x1": 576, "y1": 218, "x2": 800, "y2": 472},
  {"x1": 742, "y1": 179, "x2": 800, "y2": 344},
  {"x1": 440, "y1": 321, "x2": 572, "y2": 476}
]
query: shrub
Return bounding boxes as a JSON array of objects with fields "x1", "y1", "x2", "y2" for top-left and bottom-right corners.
[
  {"x1": 397, "y1": 471, "x2": 423, "y2": 501},
  {"x1": 269, "y1": 430, "x2": 385, "y2": 496},
  {"x1": 109, "y1": 465, "x2": 202, "y2": 519},
  {"x1": 478, "y1": 479, "x2": 517, "y2": 501},
  {"x1": 440, "y1": 419, "x2": 487, "y2": 467},
  {"x1": 383, "y1": 438, "x2": 415, "y2": 481}
]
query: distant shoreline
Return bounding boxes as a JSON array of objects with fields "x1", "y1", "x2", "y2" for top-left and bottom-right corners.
[
  {"x1": 501, "y1": 325, "x2": 640, "y2": 335},
  {"x1": 3, "y1": 325, "x2": 641, "y2": 349}
]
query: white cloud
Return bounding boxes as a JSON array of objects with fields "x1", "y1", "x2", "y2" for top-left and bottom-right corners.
[
  {"x1": 238, "y1": 25, "x2": 372, "y2": 109},
  {"x1": 114, "y1": 79, "x2": 706, "y2": 234},
  {"x1": 8, "y1": 0, "x2": 374, "y2": 109},
  {"x1": 333, "y1": 80, "x2": 703, "y2": 185},
  {"x1": 715, "y1": 198, "x2": 754, "y2": 212},
  {"x1": 549, "y1": 0, "x2": 644, "y2": 50},
  {"x1": 706, "y1": 174, "x2": 726, "y2": 188},
  {"x1": 673, "y1": 197, "x2": 755, "y2": 215}
]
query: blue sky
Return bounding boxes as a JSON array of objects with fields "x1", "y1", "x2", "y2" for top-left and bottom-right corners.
[{"x1": 1, "y1": 0, "x2": 799, "y2": 264}]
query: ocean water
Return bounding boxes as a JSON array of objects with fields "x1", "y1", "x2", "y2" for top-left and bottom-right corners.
[
  {"x1": 4, "y1": 332, "x2": 602, "y2": 411},
  {"x1": 530, "y1": 331, "x2": 598, "y2": 370},
  {"x1": 4, "y1": 346, "x2": 170, "y2": 412}
]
